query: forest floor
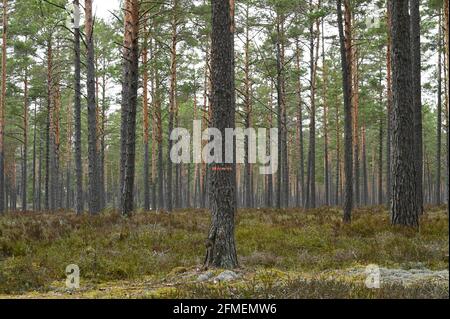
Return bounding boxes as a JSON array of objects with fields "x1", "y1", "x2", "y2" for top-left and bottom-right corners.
[{"x1": 0, "y1": 206, "x2": 448, "y2": 299}]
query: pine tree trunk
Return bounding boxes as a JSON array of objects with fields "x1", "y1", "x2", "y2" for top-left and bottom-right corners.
[
  {"x1": 295, "y1": 40, "x2": 305, "y2": 207},
  {"x1": 32, "y1": 103, "x2": 37, "y2": 211},
  {"x1": 378, "y1": 117, "x2": 383, "y2": 205},
  {"x1": 410, "y1": 0, "x2": 423, "y2": 213},
  {"x1": 142, "y1": 22, "x2": 150, "y2": 211},
  {"x1": 337, "y1": 0, "x2": 353, "y2": 223},
  {"x1": 275, "y1": 15, "x2": 283, "y2": 209},
  {"x1": 73, "y1": 0, "x2": 83, "y2": 214},
  {"x1": 386, "y1": 4, "x2": 393, "y2": 207},
  {"x1": 362, "y1": 126, "x2": 368, "y2": 206},
  {"x1": 204, "y1": 0, "x2": 238, "y2": 269},
  {"x1": 166, "y1": 0, "x2": 178, "y2": 212},
  {"x1": 322, "y1": 19, "x2": 330, "y2": 206},
  {"x1": 45, "y1": 38, "x2": 52, "y2": 211},
  {"x1": 244, "y1": 4, "x2": 252, "y2": 209},
  {"x1": 22, "y1": 70, "x2": 28, "y2": 211},
  {"x1": 121, "y1": 0, "x2": 140, "y2": 216},
  {"x1": 0, "y1": 0, "x2": 6, "y2": 213},
  {"x1": 389, "y1": 0, "x2": 419, "y2": 227},
  {"x1": 85, "y1": 0, "x2": 99, "y2": 215},
  {"x1": 436, "y1": 12, "x2": 442, "y2": 205}
]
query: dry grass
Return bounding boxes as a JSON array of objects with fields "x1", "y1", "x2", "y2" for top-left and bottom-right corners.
[{"x1": 0, "y1": 206, "x2": 448, "y2": 298}]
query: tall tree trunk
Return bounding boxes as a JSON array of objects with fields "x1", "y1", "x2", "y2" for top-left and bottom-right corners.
[
  {"x1": 386, "y1": 4, "x2": 393, "y2": 207},
  {"x1": 362, "y1": 126, "x2": 368, "y2": 206},
  {"x1": 322, "y1": 18, "x2": 330, "y2": 206},
  {"x1": 410, "y1": 0, "x2": 423, "y2": 213},
  {"x1": 204, "y1": 0, "x2": 238, "y2": 269},
  {"x1": 295, "y1": 40, "x2": 305, "y2": 207},
  {"x1": 436, "y1": 11, "x2": 442, "y2": 205},
  {"x1": 378, "y1": 117, "x2": 383, "y2": 205},
  {"x1": 22, "y1": 69, "x2": 28, "y2": 211},
  {"x1": 121, "y1": 0, "x2": 140, "y2": 216},
  {"x1": 337, "y1": 0, "x2": 353, "y2": 223},
  {"x1": 73, "y1": 0, "x2": 83, "y2": 214},
  {"x1": 38, "y1": 129, "x2": 42, "y2": 211},
  {"x1": 244, "y1": 3, "x2": 252, "y2": 208},
  {"x1": 167, "y1": 0, "x2": 178, "y2": 212},
  {"x1": 85, "y1": 0, "x2": 99, "y2": 215},
  {"x1": 335, "y1": 84, "x2": 341, "y2": 206},
  {"x1": 389, "y1": 0, "x2": 419, "y2": 227},
  {"x1": 0, "y1": 0, "x2": 6, "y2": 213},
  {"x1": 45, "y1": 38, "x2": 52, "y2": 211},
  {"x1": 306, "y1": 1, "x2": 320, "y2": 209},
  {"x1": 267, "y1": 82, "x2": 274, "y2": 208},
  {"x1": 32, "y1": 102, "x2": 37, "y2": 210},
  {"x1": 275, "y1": 14, "x2": 283, "y2": 209},
  {"x1": 142, "y1": 21, "x2": 150, "y2": 211}
]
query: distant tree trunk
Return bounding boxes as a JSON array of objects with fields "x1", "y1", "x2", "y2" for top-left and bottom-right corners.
[
  {"x1": 389, "y1": 0, "x2": 419, "y2": 227},
  {"x1": 267, "y1": 82, "x2": 274, "y2": 208},
  {"x1": 281, "y1": 29, "x2": 288, "y2": 208},
  {"x1": 337, "y1": 0, "x2": 353, "y2": 223},
  {"x1": 149, "y1": 34, "x2": 157, "y2": 210},
  {"x1": 244, "y1": 3, "x2": 252, "y2": 209},
  {"x1": 99, "y1": 59, "x2": 107, "y2": 210},
  {"x1": 73, "y1": 0, "x2": 83, "y2": 214},
  {"x1": 335, "y1": 86, "x2": 341, "y2": 206},
  {"x1": 45, "y1": 38, "x2": 52, "y2": 211},
  {"x1": 275, "y1": 14, "x2": 283, "y2": 209},
  {"x1": 142, "y1": 22, "x2": 150, "y2": 211},
  {"x1": 32, "y1": 103, "x2": 37, "y2": 211},
  {"x1": 155, "y1": 50, "x2": 164, "y2": 211},
  {"x1": 38, "y1": 130, "x2": 42, "y2": 211},
  {"x1": 386, "y1": 4, "x2": 393, "y2": 207},
  {"x1": 295, "y1": 40, "x2": 305, "y2": 207},
  {"x1": 204, "y1": 0, "x2": 238, "y2": 269},
  {"x1": 167, "y1": 0, "x2": 178, "y2": 212},
  {"x1": 362, "y1": 126, "x2": 368, "y2": 206},
  {"x1": 410, "y1": 0, "x2": 423, "y2": 213},
  {"x1": 436, "y1": 12, "x2": 442, "y2": 205},
  {"x1": 378, "y1": 117, "x2": 383, "y2": 205},
  {"x1": 121, "y1": 0, "x2": 140, "y2": 216},
  {"x1": 22, "y1": 69, "x2": 28, "y2": 211},
  {"x1": 0, "y1": 0, "x2": 6, "y2": 213},
  {"x1": 306, "y1": 1, "x2": 318, "y2": 209},
  {"x1": 52, "y1": 61, "x2": 61, "y2": 210},
  {"x1": 322, "y1": 19, "x2": 330, "y2": 206},
  {"x1": 66, "y1": 98, "x2": 73, "y2": 210},
  {"x1": 85, "y1": 0, "x2": 99, "y2": 215}
]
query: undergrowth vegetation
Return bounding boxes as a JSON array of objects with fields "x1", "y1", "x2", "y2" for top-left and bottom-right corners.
[{"x1": 0, "y1": 206, "x2": 448, "y2": 298}]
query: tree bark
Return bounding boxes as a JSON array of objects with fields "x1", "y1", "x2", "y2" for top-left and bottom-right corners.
[
  {"x1": 167, "y1": 0, "x2": 178, "y2": 212},
  {"x1": 121, "y1": 0, "x2": 140, "y2": 216},
  {"x1": 142, "y1": 21, "x2": 150, "y2": 211},
  {"x1": 204, "y1": 0, "x2": 238, "y2": 269},
  {"x1": 85, "y1": 0, "x2": 100, "y2": 215},
  {"x1": 337, "y1": 0, "x2": 353, "y2": 223},
  {"x1": 389, "y1": 0, "x2": 419, "y2": 227},
  {"x1": 436, "y1": 11, "x2": 442, "y2": 205},
  {"x1": 73, "y1": 0, "x2": 83, "y2": 214},
  {"x1": 22, "y1": 69, "x2": 28, "y2": 211},
  {"x1": 410, "y1": 0, "x2": 423, "y2": 213},
  {"x1": 0, "y1": 0, "x2": 6, "y2": 213}
]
